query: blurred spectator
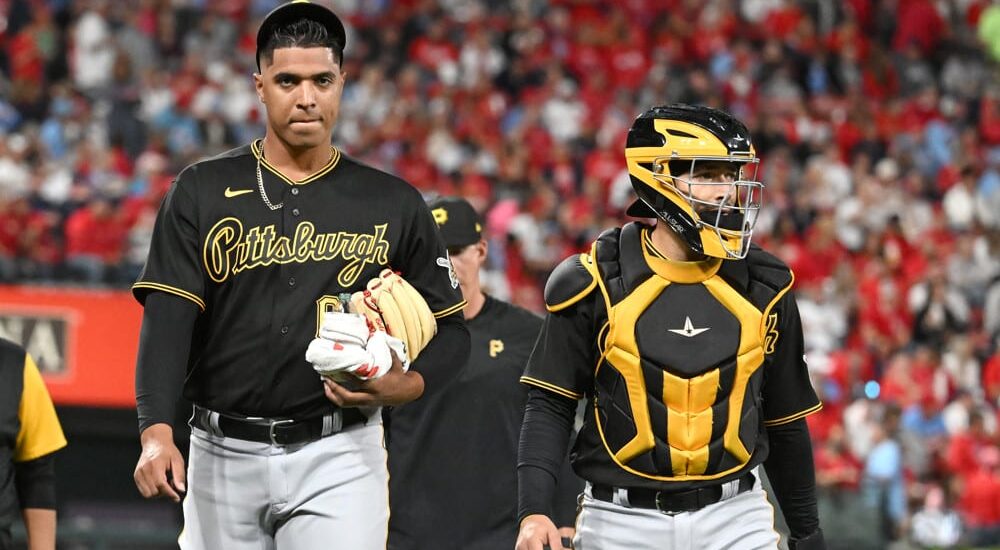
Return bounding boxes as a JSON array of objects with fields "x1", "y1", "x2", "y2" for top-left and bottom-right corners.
[
  {"x1": 908, "y1": 265, "x2": 970, "y2": 351},
  {"x1": 956, "y1": 447, "x2": 1000, "y2": 547},
  {"x1": 63, "y1": 195, "x2": 127, "y2": 284},
  {"x1": 910, "y1": 484, "x2": 962, "y2": 549},
  {"x1": 945, "y1": 411, "x2": 997, "y2": 480},
  {"x1": 71, "y1": 0, "x2": 116, "y2": 95},
  {"x1": 862, "y1": 404, "x2": 907, "y2": 544}
]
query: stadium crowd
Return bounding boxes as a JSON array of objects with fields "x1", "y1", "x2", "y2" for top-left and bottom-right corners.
[{"x1": 0, "y1": 0, "x2": 999, "y2": 547}]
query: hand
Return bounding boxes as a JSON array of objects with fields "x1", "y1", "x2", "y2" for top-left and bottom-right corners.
[
  {"x1": 134, "y1": 423, "x2": 186, "y2": 503},
  {"x1": 516, "y1": 514, "x2": 563, "y2": 550},
  {"x1": 322, "y1": 350, "x2": 424, "y2": 407}
]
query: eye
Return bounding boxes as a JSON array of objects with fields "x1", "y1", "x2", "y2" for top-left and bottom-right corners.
[
  {"x1": 278, "y1": 76, "x2": 295, "y2": 87},
  {"x1": 317, "y1": 76, "x2": 334, "y2": 86}
]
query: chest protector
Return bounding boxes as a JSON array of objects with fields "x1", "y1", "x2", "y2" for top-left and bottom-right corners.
[{"x1": 590, "y1": 223, "x2": 790, "y2": 482}]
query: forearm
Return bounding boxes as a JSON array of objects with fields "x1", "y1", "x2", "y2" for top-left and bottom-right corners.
[
  {"x1": 15, "y1": 453, "x2": 58, "y2": 549},
  {"x1": 517, "y1": 387, "x2": 578, "y2": 522},
  {"x1": 135, "y1": 292, "x2": 198, "y2": 433},
  {"x1": 763, "y1": 419, "x2": 820, "y2": 539},
  {"x1": 552, "y1": 429, "x2": 584, "y2": 528},
  {"x1": 22, "y1": 508, "x2": 56, "y2": 550},
  {"x1": 407, "y1": 313, "x2": 469, "y2": 396}
]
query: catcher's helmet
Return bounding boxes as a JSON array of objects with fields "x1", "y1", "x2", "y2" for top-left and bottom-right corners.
[{"x1": 625, "y1": 104, "x2": 762, "y2": 259}]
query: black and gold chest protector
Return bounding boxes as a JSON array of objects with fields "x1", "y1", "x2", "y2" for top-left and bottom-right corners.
[{"x1": 589, "y1": 223, "x2": 792, "y2": 482}]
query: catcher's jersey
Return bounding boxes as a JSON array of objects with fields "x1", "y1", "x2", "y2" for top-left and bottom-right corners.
[
  {"x1": 522, "y1": 222, "x2": 820, "y2": 492},
  {"x1": 133, "y1": 141, "x2": 464, "y2": 418},
  {"x1": 389, "y1": 295, "x2": 549, "y2": 549}
]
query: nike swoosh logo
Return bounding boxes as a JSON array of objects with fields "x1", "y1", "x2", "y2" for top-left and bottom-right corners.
[{"x1": 225, "y1": 187, "x2": 253, "y2": 198}]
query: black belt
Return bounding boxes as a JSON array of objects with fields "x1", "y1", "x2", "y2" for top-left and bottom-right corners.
[
  {"x1": 591, "y1": 472, "x2": 755, "y2": 515},
  {"x1": 191, "y1": 405, "x2": 368, "y2": 446}
]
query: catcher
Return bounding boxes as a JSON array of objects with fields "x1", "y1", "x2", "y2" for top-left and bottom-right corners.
[{"x1": 516, "y1": 105, "x2": 825, "y2": 550}]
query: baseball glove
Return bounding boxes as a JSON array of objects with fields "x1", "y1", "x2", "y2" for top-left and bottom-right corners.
[{"x1": 350, "y1": 268, "x2": 437, "y2": 363}]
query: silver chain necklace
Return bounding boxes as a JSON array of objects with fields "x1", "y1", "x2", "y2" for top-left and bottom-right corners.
[{"x1": 256, "y1": 154, "x2": 283, "y2": 211}]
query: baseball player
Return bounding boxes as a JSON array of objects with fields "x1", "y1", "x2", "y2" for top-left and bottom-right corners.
[
  {"x1": 0, "y1": 338, "x2": 67, "y2": 550},
  {"x1": 516, "y1": 104, "x2": 826, "y2": 550},
  {"x1": 386, "y1": 197, "x2": 581, "y2": 550},
  {"x1": 131, "y1": 3, "x2": 468, "y2": 549}
]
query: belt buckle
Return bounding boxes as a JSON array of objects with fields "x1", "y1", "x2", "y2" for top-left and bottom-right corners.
[
  {"x1": 654, "y1": 492, "x2": 683, "y2": 516},
  {"x1": 268, "y1": 419, "x2": 295, "y2": 446}
]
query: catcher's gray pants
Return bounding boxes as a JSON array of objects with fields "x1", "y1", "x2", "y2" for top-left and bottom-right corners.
[
  {"x1": 179, "y1": 415, "x2": 388, "y2": 550},
  {"x1": 574, "y1": 468, "x2": 780, "y2": 550}
]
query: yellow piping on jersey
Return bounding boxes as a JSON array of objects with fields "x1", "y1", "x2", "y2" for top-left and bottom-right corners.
[
  {"x1": 132, "y1": 282, "x2": 207, "y2": 311},
  {"x1": 520, "y1": 376, "x2": 584, "y2": 400},
  {"x1": 763, "y1": 402, "x2": 823, "y2": 427},
  {"x1": 251, "y1": 139, "x2": 341, "y2": 185},
  {"x1": 546, "y1": 253, "x2": 598, "y2": 313},
  {"x1": 432, "y1": 300, "x2": 466, "y2": 319}
]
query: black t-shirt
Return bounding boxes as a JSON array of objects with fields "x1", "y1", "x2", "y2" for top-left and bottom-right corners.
[
  {"x1": 133, "y1": 141, "x2": 464, "y2": 418},
  {"x1": 388, "y1": 296, "x2": 573, "y2": 550}
]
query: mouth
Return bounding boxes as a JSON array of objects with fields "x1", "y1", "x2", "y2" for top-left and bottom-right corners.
[{"x1": 290, "y1": 119, "x2": 321, "y2": 126}]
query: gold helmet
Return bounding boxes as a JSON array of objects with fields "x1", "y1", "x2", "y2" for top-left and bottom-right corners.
[{"x1": 625, "y1": 104, "x2": 763, "y2": 259}]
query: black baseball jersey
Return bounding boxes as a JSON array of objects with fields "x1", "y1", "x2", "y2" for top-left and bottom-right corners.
[
  {"x1": 133, "y1": 140, "x2": 464, "y2": 418},
  {"x1": 388, "y1": 296, "x2": 577, "y2": 550},
  {"x1": 522, "y1": 222, "x2": 820, "y2": 493},
  {"x1": 0, "y1": 339, "x2": 66, "y2": 545}
]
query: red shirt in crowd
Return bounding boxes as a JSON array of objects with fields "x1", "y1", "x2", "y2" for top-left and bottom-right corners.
[
  {"x1": 958, "y1": 467, "x2": 1000, "y2": 528},
  {"x1": 63, "y1": 202, "x2": 129, "y2": 262}
]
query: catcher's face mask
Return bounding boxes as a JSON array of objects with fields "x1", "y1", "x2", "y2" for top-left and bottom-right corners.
[{"x1": 626, "y1": 105, "x2": 763, "y2": 259}]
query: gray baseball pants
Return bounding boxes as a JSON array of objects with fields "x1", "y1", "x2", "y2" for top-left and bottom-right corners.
[
  {"x1": 179, "y1": 416, "x2": 389, "y2": 550},
  {"x1": 573, "y1": 468, "x2": 780, "y2": 550}
]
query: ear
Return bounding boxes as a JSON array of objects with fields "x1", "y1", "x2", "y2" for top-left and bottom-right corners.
[
  {"x1": 253, "y1": 73, "x2": 265, "y2": 103},
  {"x1": 476, "y1": 239, "x2": 488, "y2": 262}
]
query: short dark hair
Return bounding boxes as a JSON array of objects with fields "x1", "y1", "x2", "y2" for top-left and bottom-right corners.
[{"x1": 258, "y1": 18, "x2": 344, "y2": 67}]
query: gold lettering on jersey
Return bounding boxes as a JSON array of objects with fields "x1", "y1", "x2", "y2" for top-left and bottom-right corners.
[
  {"x1": 204, "y1": 217, "x2": 390, "y2": 285},
  {"x1": 489, "y1": 339, "x2": 504, "y2": 358},
  {"x1": 763, "y1": 312, "x2": 779, "y2": 354}
]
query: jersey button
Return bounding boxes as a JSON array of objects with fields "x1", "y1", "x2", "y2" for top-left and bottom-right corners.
[
  {"x1": 291, "y1": 188, "x2": 300, "y2": 196},
  {"x1": 292, "y1": 208, "x2": 300, "y2": 216},
  {"x1": 288, "y1": 277, "x2": 296, "y2": 287},
  {"x1": 280, "y1": 326, "x2": 289, "y2": 335}
]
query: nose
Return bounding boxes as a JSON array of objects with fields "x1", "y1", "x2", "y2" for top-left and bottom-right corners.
[{"x1": 296, "y1": 81, "x2": 317, "y2": 109}]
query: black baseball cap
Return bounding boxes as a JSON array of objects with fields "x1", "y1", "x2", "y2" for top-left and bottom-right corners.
[
  {"x1": 256, "y1": 1, "x2": 347, "y2": 70},
  {"x1": 428, "y1": 197, "x2": 484, "y2": 248}
]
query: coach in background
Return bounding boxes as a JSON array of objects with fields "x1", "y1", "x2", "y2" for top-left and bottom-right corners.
[
  {"x1": 387, "y1": 197, "x2": 581, "y2": 550},
  {"x1": 0, "y1": 338, "x2": 67, "y2": 550}
]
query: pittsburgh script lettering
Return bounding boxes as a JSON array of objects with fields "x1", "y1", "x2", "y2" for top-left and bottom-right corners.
[{"x1": 203, "y1": 218, "x2": 390, "y2": 286}]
